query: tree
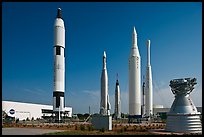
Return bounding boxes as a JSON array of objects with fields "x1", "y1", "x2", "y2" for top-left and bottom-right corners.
[{"x1": 31, "y1": 117, "x2": 34, "y2": 121}]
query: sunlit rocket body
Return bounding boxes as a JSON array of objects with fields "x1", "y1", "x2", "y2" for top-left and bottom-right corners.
[
  {"x1": 53, "y1": 8, "x2": 65, "y2": 113},
  {"x1": 114, "y1": 77, "x2": 121, "y2": 119},
  {"x1": 100, "y1": 51, "x2": 111, "y2": 115},
  {"x1": 145, "y1": 40, "x2": 153, "y2": 117},
  {"x1": 129, "y1": 26, "x2": 141, "y2": 116}
]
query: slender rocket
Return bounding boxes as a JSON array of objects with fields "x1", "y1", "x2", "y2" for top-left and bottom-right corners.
[
  {"x1": 145, "y1": 40, "x2": 153, "y2": 117},
  {"x1": 100, "y1": 51, "x2": 111, "y2": 115},
  {"x1": 129, "y1": 26, "x2": 141, "y2": 116},
  {"x1": 53, "y1": 8, "x2": 65, "y2": 115},
  {"x1": 114, "y1": 74, "x2": 121, "y2": 119}
]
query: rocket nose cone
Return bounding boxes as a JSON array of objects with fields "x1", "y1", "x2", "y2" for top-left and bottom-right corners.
[
  {"x1": 116, "y1": 80, "x2": 119, "y2": 85},
  {"x1": 147, "y1": 40, "x2": 150, "y2": 46},
  {"x1": 57, "y1": 8, "x2": 62, "y2": 19},
  {"x1": 103, "y1": 51, "x2": 106, "y2": 58},
  {"x1": 133, "y1": 26, "x2": 137, "y2": 34}
]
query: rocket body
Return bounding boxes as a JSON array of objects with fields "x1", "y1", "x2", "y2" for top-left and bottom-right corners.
[
  {"x1": 53, "y1": 8, "x2": 65, "y2": 112},
  {"x1": 145, "y1": 40, "x2": 153, "y2": 117},
  {"x1": 100, "y1": 51, "x2": 108, "y2": 115},
  {"x1": 114, "y1": 79, "x2": 121, "y2": 119},
  {"x1": 107, "y1": 94, "x2": 111, "y2": 115},
  {"x1": 129, "y1": 27, "x2": 141, "y2": 116},
  {"x1": 142, "y1": 82, "x2": 146, "y2": 116},
  {"x1": 100, "y1": 51, "x2": 110, "y2": 115}
]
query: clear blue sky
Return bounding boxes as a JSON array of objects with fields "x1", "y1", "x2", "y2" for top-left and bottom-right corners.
[{"x1": 2, "y1": 2, "x2": 202, "y2": 114}]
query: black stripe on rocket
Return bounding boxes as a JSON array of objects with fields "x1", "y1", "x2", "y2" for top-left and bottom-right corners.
[
  {"x1": 53, "y1": 91, "x2": 64, "y2": 108},
  {"x1": 54, "y1": 45, "x2": 65, "y2": 57}
]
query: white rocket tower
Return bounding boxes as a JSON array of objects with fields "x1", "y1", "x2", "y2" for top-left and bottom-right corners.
[
  {"x1": 100, "y1": 51, "x2": 111, "y2": 115},
  {"x1": 53, "y1": 8, "x2": 65, "y2": 119},
  {"x1": 145, "y1": 40, "x2": 153, "y2": 117},
  {"x1": 114, "y1": 74, "x2": 121, "y2": 119},
  {"x1": 129, "y1": 26, "x2": 141, "y2": 116}
]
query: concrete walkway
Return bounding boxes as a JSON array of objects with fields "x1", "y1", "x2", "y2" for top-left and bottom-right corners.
[{"x1": 2, "y1": 127, "x2": 65, "y2": 135}]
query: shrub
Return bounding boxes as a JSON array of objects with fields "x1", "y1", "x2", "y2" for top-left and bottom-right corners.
[
  {"x1": 87, "y1": 125, "x2": 94, "y2": 131},
  {"x1": 80, "y1": 124, "x2": 85, "y2": 131},
  {"x1": 124, "y1": 126, "x2": 128, "y2": 131},
  {"x1": 100, "y1": 127, "x2": 105, "y2": 132},
  {"x1": 75, "y1": 125, "x2": 78, "y2": 130},
  {"x1": 120, "y1": 127, "x2": 124, "y2": 132},
  {"x1": 133, "y1": 125, "x2": 137, "y2": 131}
]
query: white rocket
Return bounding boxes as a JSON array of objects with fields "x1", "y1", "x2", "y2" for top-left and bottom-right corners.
[
  {"x1": 53, "y1": 8, "x2": 65, "y2": 113},
  {"x1": 100, "y1": 51, "x2": 111, "y2": 116},
  {"x1": 145, "y1": 40, "x2": 153, "y2": 117},
  {"x1": 114, "y1": 75, "x2": 121, "y2": 119},
  {"x1": 129, "y1": 26, "x2": 141, "y2": 116}
]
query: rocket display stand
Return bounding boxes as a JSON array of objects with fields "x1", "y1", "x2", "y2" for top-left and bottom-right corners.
[
  {"x1": 91, "y1": 114, "x2": 112, "y2": 130},
  {"x1": 128, "y1": 115, "x2": 142, "y2": 123},
  {"x1": 165, "y1": 78, "x2": 202, "y2": 133}
]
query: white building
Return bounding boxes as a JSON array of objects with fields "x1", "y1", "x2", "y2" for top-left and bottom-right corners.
[{"x1": 2, "y1": 101, "x2": 72, "y2": 120}]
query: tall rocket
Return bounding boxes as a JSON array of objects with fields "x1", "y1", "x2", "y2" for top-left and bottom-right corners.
[
  {"x1": 145, "y1": 40, "x2": 153, "y2": 117},
  {"x1": 114, "y1": 75, "x2": 121, "y2": 119},
  {"x1": 100, "y1": 51, "x2": 111, "y2": 115},
  {"x1": 129, "y1": 26, "x2": 141, "y2": 116},
  {"x1": 53, "y1": 8, "x2": 65, "y2": 114}
]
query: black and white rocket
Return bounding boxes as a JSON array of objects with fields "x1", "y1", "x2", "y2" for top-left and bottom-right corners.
[
  {"x1": 53, "y1": 8, "x2": 65, "y2": 115},
  {"x1": 145, "y1": 40, "x2": 153, "y2": 117},
  {"x1": 114, "y1": 75, "x2": 121, "y2": 119},
  {"x1": 129, "y1": 26, "x2": 141, "y2": 116},
  {"x1": 100, "y1": 51, "x2": 111, "y2": 116}
]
